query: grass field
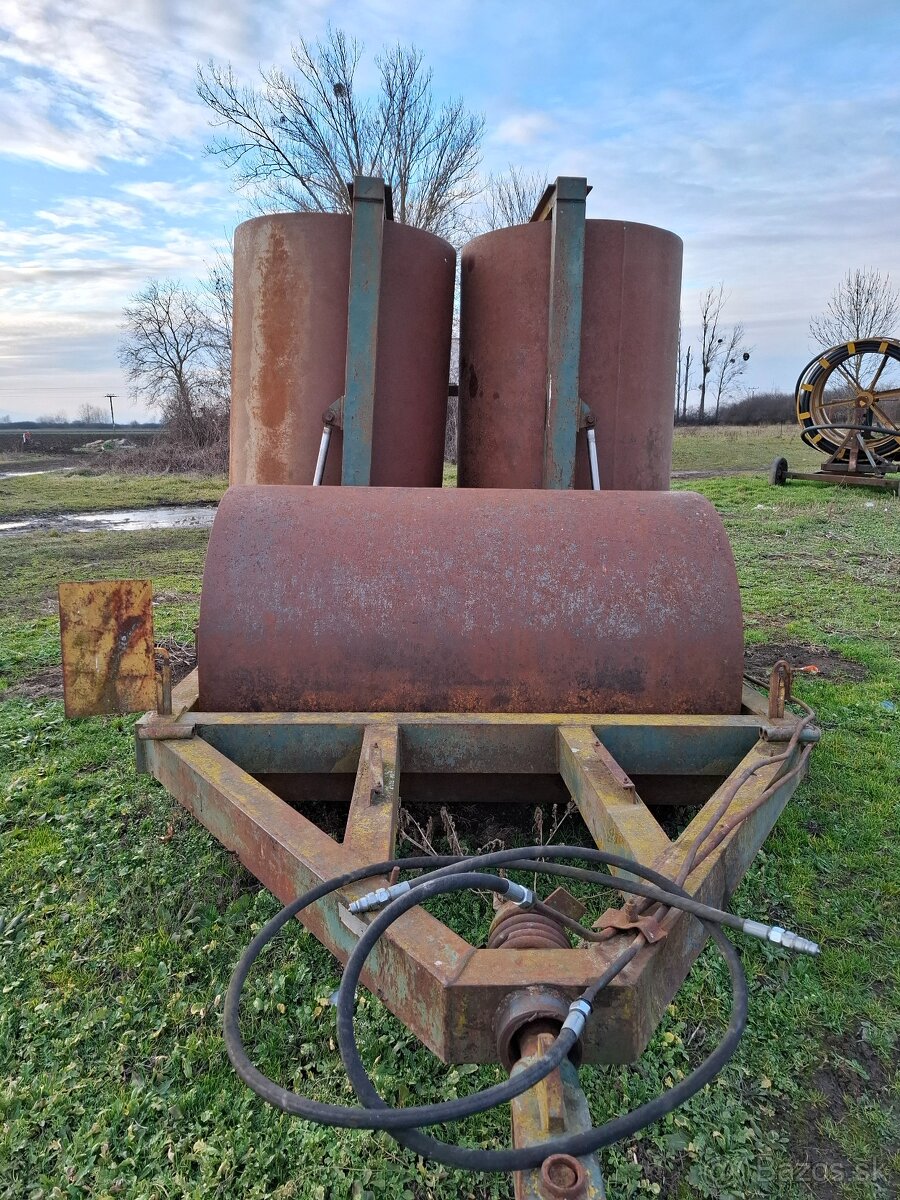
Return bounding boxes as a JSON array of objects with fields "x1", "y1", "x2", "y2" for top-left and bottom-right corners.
[
  {"x1": 0, "y1": 425, "x2": 824, "y2": 512},
  {"x1": 1, "y1": 452, "x2": 898, "y2": 1199},
  {"x1": 0, "y1": 471, "x2": 226, "y2": 520},
  {"x1": 671, "y1": 426, "x2": 822, "y2": 474}
]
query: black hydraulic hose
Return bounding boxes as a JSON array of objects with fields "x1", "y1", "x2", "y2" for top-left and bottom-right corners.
[
  {"x1": 225, "y1": 862, "x2": 631, "y2": 1129},
  {"x1": 336, "y1": 846, "x2": 747, "y2": 1171},
  {"x1": 223, "y1": 846, "x2": 748, "y2": 1172}
]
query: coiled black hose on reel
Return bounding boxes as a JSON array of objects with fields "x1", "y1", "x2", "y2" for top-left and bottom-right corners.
[{"x1": 222, "y1": 844, "x2": 769, "y2": 1173}]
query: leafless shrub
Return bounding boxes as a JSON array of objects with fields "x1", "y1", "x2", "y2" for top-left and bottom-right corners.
[
  {"x1": 718, "y1": 391, "x2": 795, "y2": 424},
  {"x1": 87, "y1": 432, "x2": 228, "y2": 476},
  {"x1": 398, "y1": 808, "x2": 437, "y2": 856}
]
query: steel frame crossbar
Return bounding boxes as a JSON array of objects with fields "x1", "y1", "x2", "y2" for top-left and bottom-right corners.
[{"x1": 137, "y1": 673, "x2": 814, "y2": 1065}]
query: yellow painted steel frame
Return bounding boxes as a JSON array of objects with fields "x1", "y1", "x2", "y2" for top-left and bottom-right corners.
[{"x1": 137, "y1": 672, "x2": 815, "y2": 1065}]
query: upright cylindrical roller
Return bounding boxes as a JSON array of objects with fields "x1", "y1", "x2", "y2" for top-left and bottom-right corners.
[
  {"x1": 458, "y1": 220, "x2": 682, "y2": 490},
  {"x1": 230, "y1": 213, "x2": 455, "y2": 487},
  {"x1": 198, "y1": 486, "x2": 743, "y2": 715}
]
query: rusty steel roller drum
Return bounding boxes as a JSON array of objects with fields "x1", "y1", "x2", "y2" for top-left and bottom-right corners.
[
  {"x1": 458, "y1": 220, "x2": 682, "y2": 490},
  {"x1": 230, "y1": 213, "x2": 455, "y2": 487},
  {"x1": 198, "y1": 486, "x2": 743, "y2": 715}
]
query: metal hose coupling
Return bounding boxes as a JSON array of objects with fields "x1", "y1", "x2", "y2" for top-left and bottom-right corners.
[
  {"x1": 505, "y1": 881, "x2": 536, "y2": 908},
  {"x1": 348, "y1": 881, "x2": 411, "y2": 914},
  {"x1": 741, "y1": 919, "x2": 820, "y2": 955},
  {"x1": 561, "y1": 999, "x2": 593, "y2": 1039}
]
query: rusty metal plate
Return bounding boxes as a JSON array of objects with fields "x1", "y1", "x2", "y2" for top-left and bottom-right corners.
[{"x1": 59, "y1": 580, "x2": 156, "y2": 717}]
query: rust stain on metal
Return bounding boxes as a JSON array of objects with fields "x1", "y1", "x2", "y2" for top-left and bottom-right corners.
[
  {"x1": 139, "y1": 692, "x2": 811, "y2": 1063},
  {"x1": 557, "y1": 726, "x2": 670, "y2": 877},
  {"x1": 543, "y1": 887, "x2": 588, "y2": 923},
  {"x1": 590, "y1": 738, "x2": 635, "y2": 790},
  {"x1": 343, "y1": 723, "x2": 399, "y2": 860},
  {"x1": 59, "y1": 580, "x2": 156, "y2": 718},
  {"x1": 595, "y1": 908, "x2": 667, "y2": 943},
  {"x1": 767, "y1": 659, "x2": 792, "y2": 720},
  {"x1": 488, "y1": 905, "x2": 571, "y2": 951}
]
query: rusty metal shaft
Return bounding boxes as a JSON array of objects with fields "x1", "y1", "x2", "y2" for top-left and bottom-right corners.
[{"x1": 511, "y1": 1028, "x2": 606, "y2": 1200}]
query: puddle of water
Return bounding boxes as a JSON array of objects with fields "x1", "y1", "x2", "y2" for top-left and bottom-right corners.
[
  {"x1": 70, "y1": 506, "x2": 217, "y2": 531},
  {"x1": 0, "y1": 468, "x2": 67, "y2": 479},
  {"x1": 0, "y1": 504, "x2": 217, "y2": 537}
]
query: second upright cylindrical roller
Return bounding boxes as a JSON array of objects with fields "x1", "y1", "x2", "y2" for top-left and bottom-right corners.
[
  {"x1": 458, "y1": 219, "x2": 682, "y2": 490},
  {"x1": 230, "y1": 213, "x2": 456, "y2": 487}
]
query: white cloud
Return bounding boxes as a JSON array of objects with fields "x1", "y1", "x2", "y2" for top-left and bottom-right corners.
[
  {"x1": 118, "y1": 180, "x2": 222, "y2": 215},
  {"x1": 4, "y1": 1, "x2": 900, "y2": 414},
  {"x1": 496, "y1": 73, "x2": 900, "y2": 394},
  {"x1": 0, "y1": 213, "x2": 230, "y2": 415},
  {"x1": 0, "y1": 1, "x2": 324, "y2": 170},
  {"x1": 492, "y1": 112, "x2": 555, "y2": 147},
  {"x1": 36, "y1": 198, "x2": 144, "y2": 229}
]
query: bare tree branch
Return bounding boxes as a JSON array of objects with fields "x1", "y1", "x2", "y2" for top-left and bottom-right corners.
[
  {"x1": 697, "y1": 285, "x2": 726, "y2": 421},
  {"x1": 809, "y1": 267, "x2": 900, "y2": 386},
  {"x1": 712, "y1": 323, "x2": 751, "y2": 419},
  {"x1": 477, "y1": 165, "x2": 548, "y2": 232}
]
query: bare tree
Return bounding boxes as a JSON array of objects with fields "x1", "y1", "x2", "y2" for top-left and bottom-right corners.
[
  {"x1": 809, "y1": 267, "x2": 900, "y2": 385},
  {"x1": 712, "y1": 323, "x2": 751, "y2": 420},
  {"x1": 196, "y1": 27, "x2": 484, "y2": 240},
  {"x1": 118, "y1": 280, "x2": 223, "y2": 446},
  {"x1": 690, "y1": 286, "x2": 750, "y2": 421},
  {"x1": 479, "y1": 165, "x2": 548, "y2": 231},
  {"x1": 810, "y1": 267, "x2": 900, "y2": 347},
  {"x1": 202, "y1": 251, "x2": 233, "y2": 407},
  {"x1": 77, "y1": 402, "x2": 108, "y2": 425},
  {"x1": 675, "y1": 315, "x2": 694, "y2": 421},
  {"x1": 697, "y1": 285, "x2": 726, "y2": 421}
]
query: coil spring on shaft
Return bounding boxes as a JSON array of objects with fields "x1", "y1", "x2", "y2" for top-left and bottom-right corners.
[{"x1": 488, "y1": 904, "x2": 572, "y2": 951}]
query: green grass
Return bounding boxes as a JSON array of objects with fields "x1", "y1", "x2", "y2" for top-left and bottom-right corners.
[
  {"x1": 671, "y1": 426, "x2": 822, "y2": 474},
  {"x1": 443, "y1": 427, "x2": 824, "y2": 482},
  {"x1": 0, "y1": 472, "x2": 226, "y2": 520},
  {"x1": 1, "y1": 472, "x2": 898, "y2": 1199}
]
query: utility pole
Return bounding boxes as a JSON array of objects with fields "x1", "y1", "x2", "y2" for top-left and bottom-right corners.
[{"x1": 104, "y1": 393, "x2": 117, "y2": 429}]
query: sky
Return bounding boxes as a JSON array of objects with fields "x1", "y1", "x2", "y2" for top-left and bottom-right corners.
[{"x1": 1, "y1": 0, "x2": 899, "y2": 420}]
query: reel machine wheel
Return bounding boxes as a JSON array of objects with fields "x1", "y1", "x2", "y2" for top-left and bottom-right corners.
[
  {"x1": 795, "y1": 338, "x2": 900, "y2": 464},
  {"x1": 769, "y1": 456, "x2": 788, "y2": 486}
]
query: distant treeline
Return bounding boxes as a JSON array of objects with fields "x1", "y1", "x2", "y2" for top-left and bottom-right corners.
[
  {"x1": 0, "y1": 420, "x2": 161, "y2": 430},
  {"x1": 677, "y1": 391, "x2": 795, "y2": 426}
]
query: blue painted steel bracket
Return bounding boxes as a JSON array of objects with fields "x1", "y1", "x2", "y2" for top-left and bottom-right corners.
[
  {"x1": 533, "y1": 177, "x2": 589, "y2": 490},
  {"x1": 341, "y1": 176, "x2": 387, "y2": 486}
]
